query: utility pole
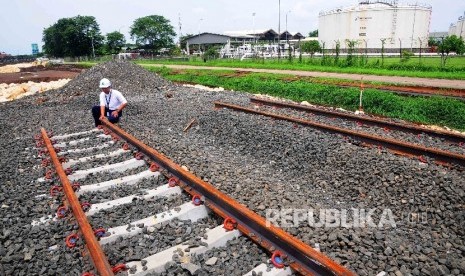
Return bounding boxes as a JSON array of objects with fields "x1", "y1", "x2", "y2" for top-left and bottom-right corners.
[
  {"x1": 91, "y1": 34, "x2": 95, "y2": 59},
  {"x1": 278, "y1": 0, "x2": 281, "y2": 60},
  {"x1": 363, "y1": 39, "x2": 368, "y2": 64},
  {"x1": 178, "y1": 13, "x2": 182, "y2": 46},
  {"x1": 252, "y1": 12, "x2": 256, "y2": 44},
  {"x1": 87, "y1": 27, "x2": 95, "y2": 59},
  {"x1": 410, "y1": 2, "x2": 417, "y2": 51},
  {"x1": 286, "y1": 10, "x2": 291, "y2": 41},
  {"x1": 286, "y1": 10, "x2": 291, "y2": 59},
  {"x1": 440, "y1": 36, "x2": 445, "y2": 68},
  {"x1": 418, "y1": 37, "x2": 422, "y2": 64},
  {"x1": 460, "y1": 13, "x2": 465, "y2": 39},
  {"x1": 198, "y1": 18, "x2": 203, "y2": 35},
  {"x1": 399, "y1": 38, "x2": 402, "y2": 60}
]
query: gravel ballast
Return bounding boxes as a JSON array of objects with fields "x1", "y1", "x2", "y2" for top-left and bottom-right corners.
[{"x1": 0, "y1": 61, "x2": 463, "y2": 275}]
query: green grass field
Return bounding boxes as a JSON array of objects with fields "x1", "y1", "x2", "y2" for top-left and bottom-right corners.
[
  {"x1": 147, "y1": 66, "x2": 465, "y2": 131},
  {"x1": 136, "y1": 56, "x2": 465, "y2": 80}
]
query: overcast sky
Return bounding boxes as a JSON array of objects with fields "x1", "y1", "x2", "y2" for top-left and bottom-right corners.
[{"x1": 1, "y1": 0, "x2": 464, "y2": 55}]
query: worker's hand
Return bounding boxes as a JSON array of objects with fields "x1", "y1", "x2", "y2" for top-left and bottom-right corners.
[
  {"x1": 99, "y1": 115, "x2": 105, "y2": 121},
  {"x1": 111, "y1": 111, "x2": 119, "y2": 118}
]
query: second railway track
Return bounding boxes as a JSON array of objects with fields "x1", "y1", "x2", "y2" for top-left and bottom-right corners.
[{"x1": 214, "y1": 98, "x2": 465, "y2": 169}]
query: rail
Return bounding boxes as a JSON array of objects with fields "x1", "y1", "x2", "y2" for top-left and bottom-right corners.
[
  {"x1": 40, "y1": 128, "x2": 115, "y2": 276},
  {"x1": 249, "y1": 97, "x2": 465, "y2": 144}
]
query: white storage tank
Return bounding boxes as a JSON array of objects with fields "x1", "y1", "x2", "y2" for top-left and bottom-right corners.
[
  {"x1": 448, "y1": 15, "x2": 465, "y2": 39},
  {"x1": 318, "y1": 1, "x2": 432, "y2": 50}
]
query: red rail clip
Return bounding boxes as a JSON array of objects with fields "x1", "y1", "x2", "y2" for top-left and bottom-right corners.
[
  {"x1": 192, "y1": 195, "x2": 202, "y2": 206},
  {"x1": 271, "y1": 251, "x2": 285, "y2": 268},
  {"x1": 168, "y1": 177, "x2": 179, "y2": 187},
  {"x1": 93, "y1": 228, "x2": 106, "y2": 238},
  {"x1": 72, "y1": 182, "x2": 81, "y2": 191},
  {"x1": 122, "y1": 143, "x2": 130, "y2": 150},
  {"x1": 50, "y1": 186, "x2": 62, "y2": 197},
  {"x1": 45, "y1": 169, "x2": 54, "y2": 180},
  {"x1": 134, "y1": 152, "x2": 144, "y2": 160},
  {"x1": 56, "y1": 206, "x2": 68, "y2": 218},
  {"x1": 149, "y1": 162, "x2": 159, "y2": 172},
  {"x1": 64, "y1": 167, "x2": 73, "y2": 175},
  {"x1": 418, "y1": 156, "x2": 427, "y2": 163},
  {"x1": 223, "y1": 217, "x2": 237, "y2": 231},
  {"x1": 66, "y1": 234, "x2": 79, "y2": 248},
  {"x1": 112, "y1": 264, "x2": 127, "y2": 273},
  {"x1": 81, "y1": 202, "x2": 91, "y2": 212},
  {"x1": 41, "y1": 159, "x2": 51, "y2": 167},
  {"x1": 36, "y1": 140, "x2": 44, "y2": 147}
]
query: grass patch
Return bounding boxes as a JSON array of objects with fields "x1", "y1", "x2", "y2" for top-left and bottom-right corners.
[
  {"x1": 137, "y1": 56, "x2": 465, "y2": 80},
  {"x1": 147, "y1": 66, "x2": 465, "y2": 131}
]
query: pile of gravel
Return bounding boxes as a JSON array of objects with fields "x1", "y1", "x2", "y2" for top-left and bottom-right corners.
[{"x1": 1, "y1": 60, "x2": 463, "y2": 275}]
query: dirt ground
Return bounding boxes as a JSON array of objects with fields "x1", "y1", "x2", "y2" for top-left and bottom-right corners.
[{"x1": 0, "y1": 65, "x2": 83, "y2": 84}]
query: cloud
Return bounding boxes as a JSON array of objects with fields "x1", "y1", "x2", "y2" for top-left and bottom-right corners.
[
  {"x1": 291, "y1": 1, "x2": 313, "y2": 18},
  {"x1": 193, "y1": 7, "x2": 206, "y2": 14}
]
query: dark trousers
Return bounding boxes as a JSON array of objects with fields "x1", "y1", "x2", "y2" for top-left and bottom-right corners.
[{"x1": 92, "y1": 106, "x2": 122, "y2": 126}]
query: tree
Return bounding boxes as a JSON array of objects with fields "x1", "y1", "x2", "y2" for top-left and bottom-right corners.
[
  {"x1": 301, "y1": 40, "x2": 321, "y2": 59},
  {"x1": 345, "y1": 39, "x2": 358, "y2": 66},
  {"x1": 438, "y1": 35, "x2": 465, "y2": 67},
  {"x1": 203, "y1": 46, "x2": 219, "y2": 61},
  {"x1": 180, "y1": 34, "x2": 195, "y2": 49},
  {"x1": 42, "y1": 15, "x2": 103, "y2": 58},
  {"x1": 380, "y1": 38, "x2": 387, "y2": 66},
  {"x1": 106, "y1": 31, "x2": 126, "y2": 54},
  {"x1": 334, "y1": 40, "x2": 341, "y2": 65},
  {"x1": 308, "y1": 30, "x2": 318, "y2": 37},
  {"x1": 130, "y1": 15, "x2": 176, "y2": 52},
  {"x1": 428, "y1": 37, "x2": 440, "y2": 47}
]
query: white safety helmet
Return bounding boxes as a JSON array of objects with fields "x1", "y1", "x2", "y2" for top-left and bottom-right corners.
[{"x1": 99, "y1": 78, "x2": 111, "y2": 88}]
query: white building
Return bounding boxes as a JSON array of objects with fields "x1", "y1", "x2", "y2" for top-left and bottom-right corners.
[{"x1": 318, "y1": 1, "x2": 432, "y2": 50}]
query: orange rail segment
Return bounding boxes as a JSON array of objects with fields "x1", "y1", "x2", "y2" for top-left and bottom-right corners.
[
  {"x1": 41, "y1": 128, "x2": 114, "y2": 276},
  {"x1": 249, "y1": 97, "x2": 465, "y2": 144}
]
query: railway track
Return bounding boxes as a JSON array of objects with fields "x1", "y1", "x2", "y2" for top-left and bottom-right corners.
[
  {"x1": 34, "y1": 120, "x2": 355, "y2": 275},
  {"x1": 214, "y1": 99, "x2": 465, "y2": 169}
]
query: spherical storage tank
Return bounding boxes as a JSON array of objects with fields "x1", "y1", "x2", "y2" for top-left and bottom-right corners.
[{"x1": 318, "y1": 1, "x2": 432, "y2": 50}]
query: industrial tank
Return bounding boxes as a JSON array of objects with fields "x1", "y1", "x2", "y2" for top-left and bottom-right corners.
[
  {"x1": 318, "y1": 1, "x2": 432, "y2": 50},
  {"x1": 448, "y1": 15, "x2": 465, "y2": 39}
]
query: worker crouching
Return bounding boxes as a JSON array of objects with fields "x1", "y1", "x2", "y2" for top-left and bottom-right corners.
[{"x1": 91, "y1": 78, "x2": 127, "y2": 127}]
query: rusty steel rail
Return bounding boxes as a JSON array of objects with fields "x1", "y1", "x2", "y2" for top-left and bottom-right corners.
[
  {"x1": 214, "y1": 102, "x2": 465, "y2": 168},
  {"x1": 100, "y1": 119, "x2": 355, "y2": 276},
  {"x1": 250, "y1": 97, "x2": 465, "y2": 145},
  {"x1": 40, "y1": 128, "x2": 114, "y2": 276}
]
